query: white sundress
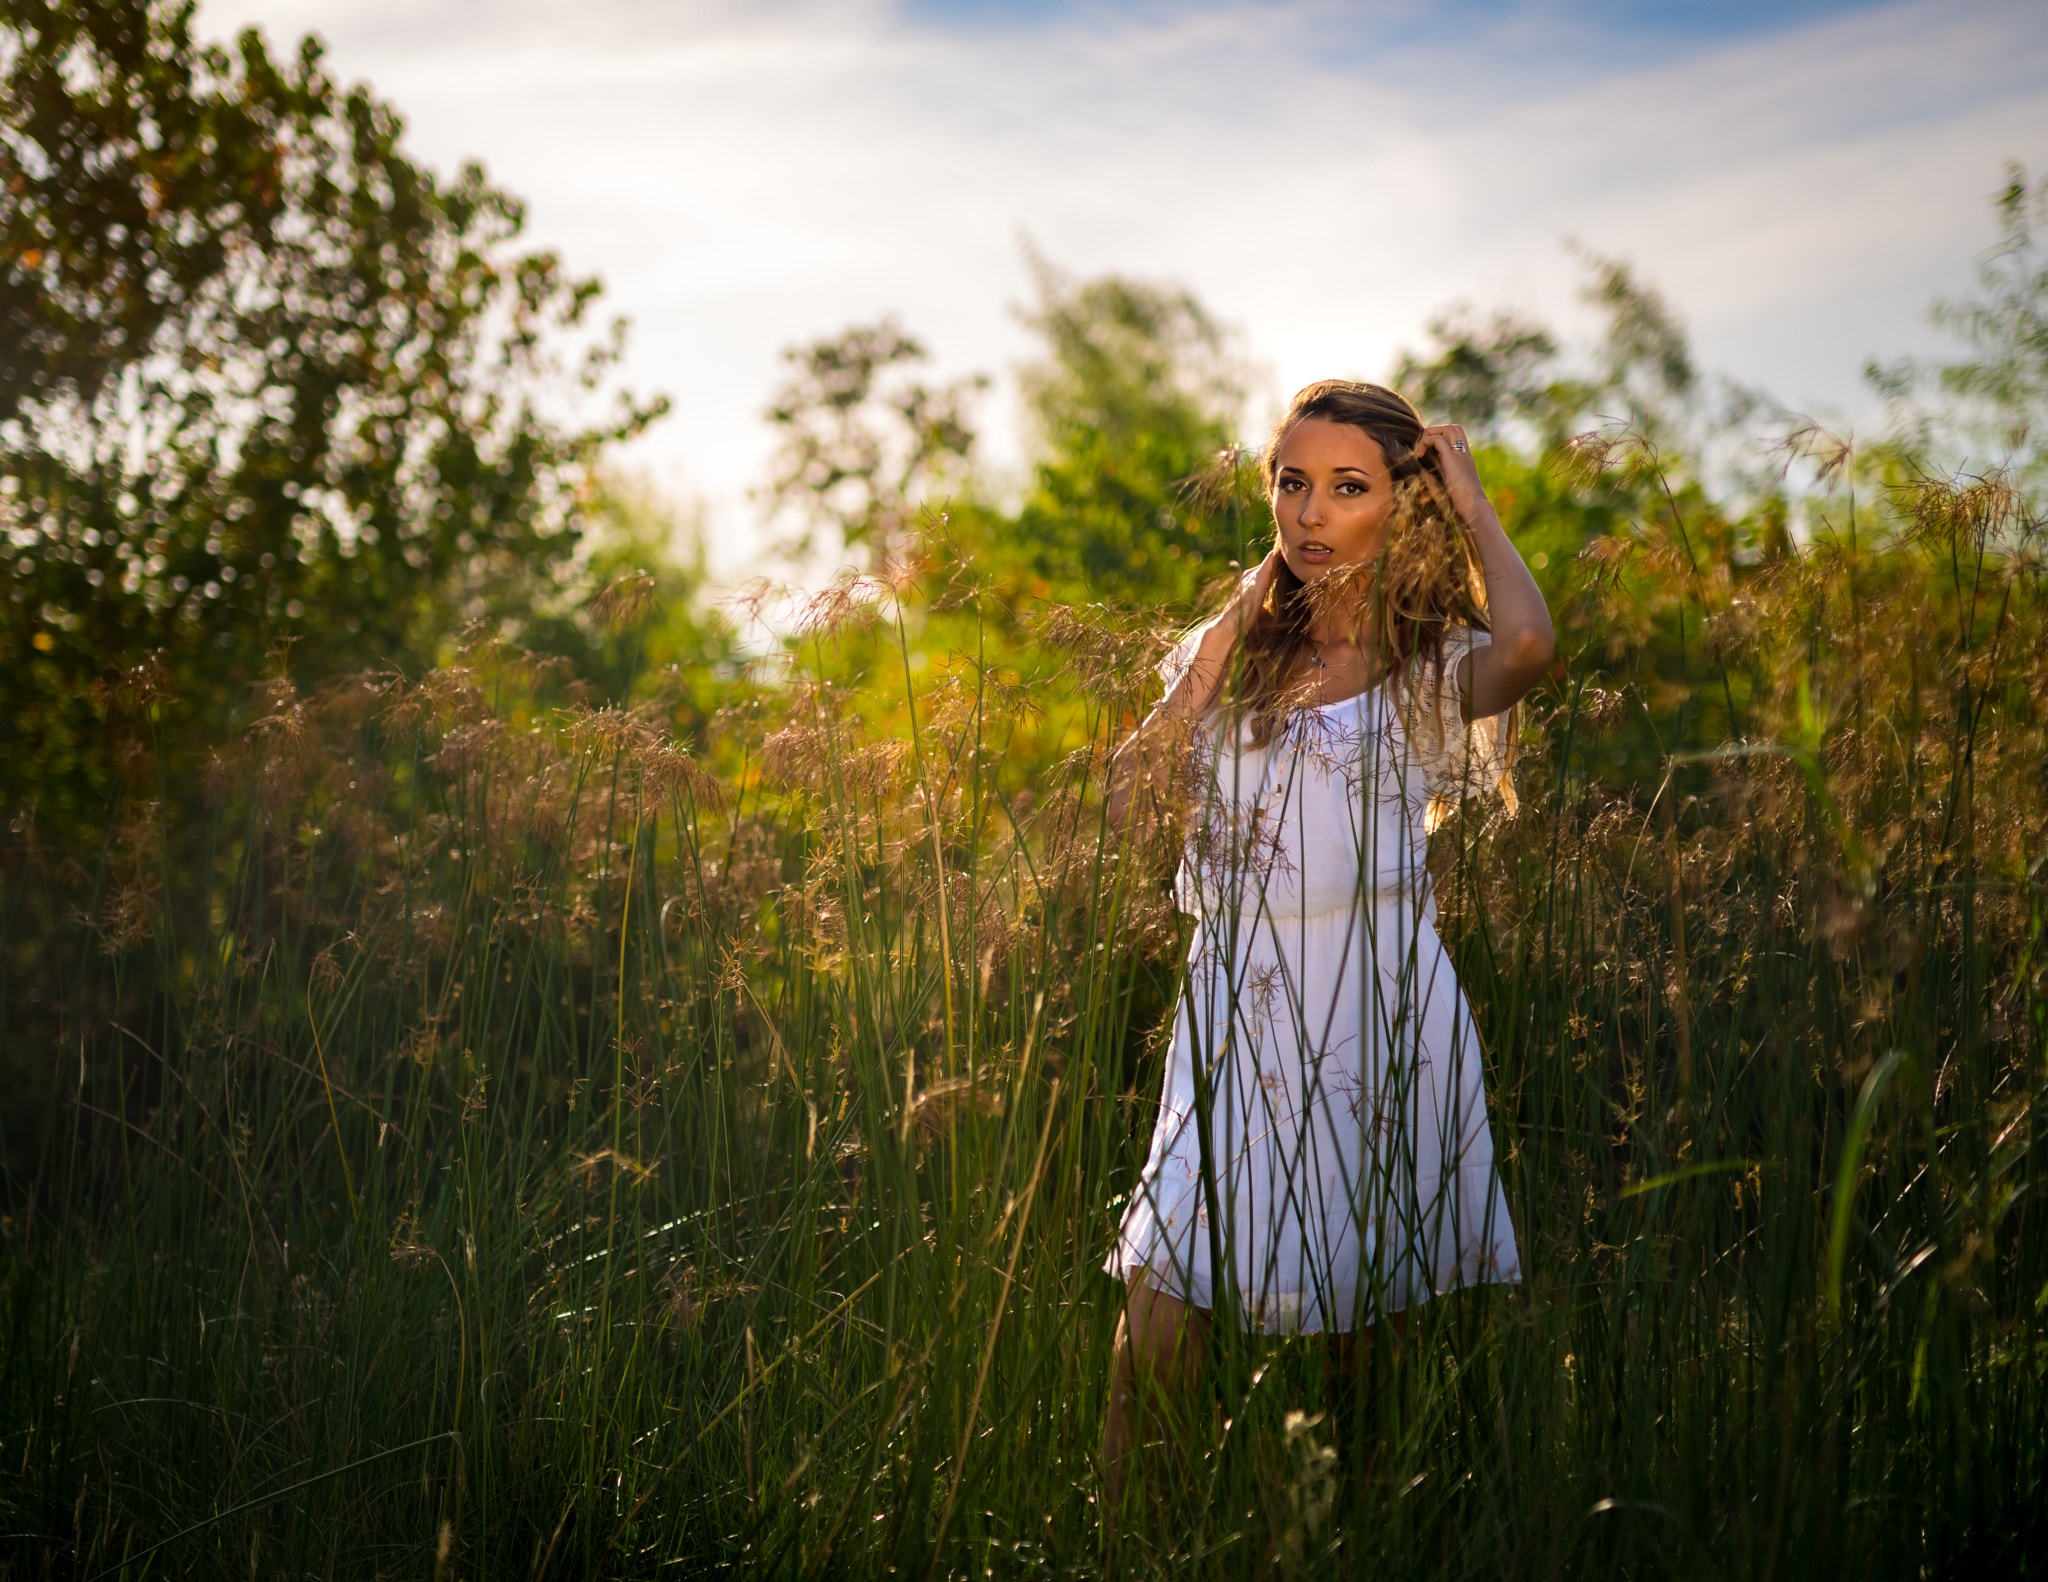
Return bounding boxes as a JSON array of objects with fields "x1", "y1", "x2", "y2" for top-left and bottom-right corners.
[{"x1": 1105, "y1": 621, "x2": 1523, "y2": 1335}]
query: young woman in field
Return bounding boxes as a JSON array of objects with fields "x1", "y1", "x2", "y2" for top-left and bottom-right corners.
[{"x1": 1099, "y1": 380, "x2": 1554, "y2": 1511}]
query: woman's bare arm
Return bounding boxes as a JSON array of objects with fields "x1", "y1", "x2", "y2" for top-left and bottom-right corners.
[
  {"x1": 1104, "y1": 551, "x2": 1280, "y2": 830},
  {"x1": 1419, "y1": 425, "x2": 1555, "y2": 719}
]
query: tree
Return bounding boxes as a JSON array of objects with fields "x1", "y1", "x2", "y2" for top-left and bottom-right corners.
[
  {"x1": 759, "y1": 318, "x2": 984, "y2": 570},
  {"x1": 1009, "y1": 257, "x2": 1253, "y2": 610},
  {"x1": 1395, "y1": 246, "x2": 1744, "y2": 464},
  {"x1": 515, "y1": 471, "x2": 744, "y2": 731},
  {"x1": 1389, "y1": 304, "x2": 1558, "y2": 442},
  {"x1": 1572, "y1": 243, "x2": 1697, "y2": 420},
  {"x1": 1869, "y1": 161, "x2": 2048, "y2": 502},
  {"x1": 0, "y1": 0, "x2": 661, "y2": 833}
]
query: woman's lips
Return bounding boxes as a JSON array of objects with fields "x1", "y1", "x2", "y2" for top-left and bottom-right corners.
[{"x1": 1297, "y1": 541, "x2": 1334, "y2": 562}]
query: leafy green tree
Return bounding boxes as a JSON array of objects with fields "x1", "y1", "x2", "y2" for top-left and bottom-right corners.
[
  {"x1": 1389, "y1": 250, "x2": 1787, "y2": 782},
  {"x1": 759, "y1": 318, "x2": 984, "y2": 570},
  {"x1": 1392, "y1": 247, "x2": 1707, "y2": 456},
  {"x1": 756, "y1": 260, "x2": 1254, "y2": 617},
  {"x1": 516, "y1": 471, "x2": 744, "y2": 731},
  {"x1": 1869, "y1": 161, "x2": 2048, "y2": 504},
  {"x1": 0, "y1": 0, "x2": 661, "y2": 835},
  {"x1": 1008, "y1": 258, "x2": 1255, "y2": 611},
  {"x1": 1389, "y1": 304, "x2": 1559, "y2": 443},
  {"x1": 1571, "y1": 243, "x2": 1698, "y2": 424}
]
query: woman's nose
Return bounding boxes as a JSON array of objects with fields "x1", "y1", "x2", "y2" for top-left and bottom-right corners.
[{"x1": 1297, "y1": 490, "x2": 1325, "y2": 528}]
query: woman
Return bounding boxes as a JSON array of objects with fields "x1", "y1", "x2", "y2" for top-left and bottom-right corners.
[{"x1": 1099, "y1": 380, "x2": 1554, "y2": 1507}]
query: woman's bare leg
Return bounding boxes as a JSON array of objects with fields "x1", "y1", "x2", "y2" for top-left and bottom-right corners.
[
  {"x1": 1326, "y1": 1308, "x2": 1409, "y2": 1482},
  {"x1": 1102, "y1": 1276, "x2": 1212, "y2": 1527},
  {"x1": 1326, "y1": 1306, "x2": 1409, "y2": 1384}
]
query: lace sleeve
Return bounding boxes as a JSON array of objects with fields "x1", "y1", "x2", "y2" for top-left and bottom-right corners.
[{"x1": 1405, "y1": 626, "x2": 1516, "y2": 829}]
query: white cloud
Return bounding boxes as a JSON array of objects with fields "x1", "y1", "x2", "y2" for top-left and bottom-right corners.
[{"x1": 195, "y1": 0, "x2": 2048, "y2": 578}]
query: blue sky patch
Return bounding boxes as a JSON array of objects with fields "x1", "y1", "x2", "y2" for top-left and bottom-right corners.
[{"x1": 902, "y1": 0, "x2": 1913, "y2": 61}]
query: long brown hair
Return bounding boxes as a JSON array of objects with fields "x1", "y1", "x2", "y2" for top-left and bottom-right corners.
[{"x1": 1231, "y1": 380, "x2": 1489, "y2": 748}]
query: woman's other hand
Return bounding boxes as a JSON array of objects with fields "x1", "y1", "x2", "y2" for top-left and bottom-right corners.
[
  {"x1": 1106, "y1": 548, "x2": 1279, "y2": 829},
  {"x1": 1227, "y1": 546, "x2": 1283, "y2": 631}
]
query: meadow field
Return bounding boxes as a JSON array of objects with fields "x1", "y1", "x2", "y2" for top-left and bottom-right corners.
[
  {"x1": 4, "y1": 445, "x2": 2044, "y2": 1578},
  {"x1": 4, "y1": 14, "x2": 2046, "y2": 1574}
]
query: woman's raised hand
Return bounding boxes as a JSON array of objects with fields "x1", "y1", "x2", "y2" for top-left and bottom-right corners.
[
  {"x1": 1416, "y1": 420, "x2": 1559, "y2": 716},
  {"x1": 1419, "y1": 424, "x2": 1489, "y2": 523}
]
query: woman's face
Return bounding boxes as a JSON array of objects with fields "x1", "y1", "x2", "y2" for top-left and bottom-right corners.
[{"x1": 1269, "y1": 418, "x2": 1397, "y2": 583}]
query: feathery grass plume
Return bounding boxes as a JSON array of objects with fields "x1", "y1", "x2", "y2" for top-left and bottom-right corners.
[
  {"x1": 1902, "y1": 469, "x2": 2027, "y2": 554},
  {"x1": 794, "y1": 571, "x2": 890, "y2": 639},
  {"x1": 1026, "y1": 602, "x2": 1165, "y2": 700},
  {"x1": 591, "y1": 568, "x2": 662, "y2": 634},
  {"x1": 1179, "y1": 440, "x2": 1263, "y2": 519}
]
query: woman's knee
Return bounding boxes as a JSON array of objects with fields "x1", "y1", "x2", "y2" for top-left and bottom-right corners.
[{"x1": 1123, "y1": 1279, "x2": 1207, "y2": 1380}]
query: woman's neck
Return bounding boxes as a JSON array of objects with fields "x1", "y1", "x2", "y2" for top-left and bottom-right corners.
[
  {"x1": 1297, "y1": 563, "x2": 1378, "y2": 647},
  {"x1": 1306, "y1": 589, "x2": 1374, "y2": 650}
]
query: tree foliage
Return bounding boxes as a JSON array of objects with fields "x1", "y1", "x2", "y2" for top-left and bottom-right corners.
[
  {"x1": 1871, "y1": 160, "x2": 2048, "y2": 501},
  {"x1": 761, "y1": 260, "x2": 1259, "y2": 618},
  {"x1": 0, "y1": 0, "x2": 661, "y2": 833},
  {"x1": 1008, "y1": 259, "x2": 1255, "y2": 607},
  {"x1": 760, "y1": 318, "x2": 984, "y2": 569},
  {"x1": 1391, "y1": 247, "x2": 1710, "y2": 457},
  {"x1": 1389, "y1": 304, "x2": 1559, "y2": 443}
]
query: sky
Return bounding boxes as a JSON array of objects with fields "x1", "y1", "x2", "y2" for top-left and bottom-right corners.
[{"x1": 191, "y1": 0, "x2": 2048, "y2": 579}]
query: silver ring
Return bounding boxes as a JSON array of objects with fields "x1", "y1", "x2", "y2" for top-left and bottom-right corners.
[{"x1": 1452, "y1": 441, "x2": 1467, "y2": 452}]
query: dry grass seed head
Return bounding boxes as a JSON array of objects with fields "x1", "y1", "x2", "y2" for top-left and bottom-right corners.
[
  {"x1": 1028, "y1": 605, "x2": 1163, "y2": 701},
  {"x1": 761, "y1": 721, "x2": 829, "y2": 793},
  {"x1": 1904, "y1": 473, "x2": 2025, "y2": 555},
  {"x1": 794, "y1": 573, "x2": 888, "y2": 639},
  {"x1": 418, "y1": 667, "x2": 492, "y2": 728},
  {"x1": 847, "y1": 739, "x2": 913, "y2": 800},
  {"x1": 1702, "y1": 598, "x2": 1760, "y2": 663},
  {"x1": 1179, "y1": 442, "x2": 1261, "y2": 518},
  {"x1": 1576, "y1": 687, "x2": 1630, "y2": 738},
  {"x1": 639, "y1": 741, "x2": 723, "y2": 807},
  {"x1": 910, "y1": 1075, "x2": 1003, "y2": 1149},
  {"x1": 1776, "y1": 420, "x2": 1855, "y2": 491},
  {"x1": 1557, "y1": 423, "x2": 1656, "y2": 489},
  {"x1": 571, "y1": 1147, "x2": 657, "y2": 1187},
  {"x1": 1575, "y1": 533, "x2": 1636, "y2": 583},
  {"x1": 91, "y1": 652, "x2": 176, "y2": 717},
  {"x1": 427, "y1": 719, "x2": 509, "y2": 783},
  {"x1": 592, "y1": 570, "x2": 661, "y2": 634}
]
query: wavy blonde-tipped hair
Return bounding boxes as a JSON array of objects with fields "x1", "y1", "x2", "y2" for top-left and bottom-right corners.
[{"x1": 1231, "y1": 380, "x2": 1502, "y2": 764}]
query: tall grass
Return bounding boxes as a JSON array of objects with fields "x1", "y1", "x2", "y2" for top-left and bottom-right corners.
[{"x1": 2, "y1": 457, "x2": 2043, "y2": 1579}]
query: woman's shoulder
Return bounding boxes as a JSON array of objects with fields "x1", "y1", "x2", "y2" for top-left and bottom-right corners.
[{"x1": 1156, "y1": 611, "x2": 1229, "y2": 693}]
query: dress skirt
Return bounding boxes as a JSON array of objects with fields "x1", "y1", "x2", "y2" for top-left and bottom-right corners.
[
  {"x1": 1104, "y1": 627, "x2": 1522, "y2": 1335},
  {"x1": 1105, "y1": 896, "x2": 1520, "y2": 1334}
]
